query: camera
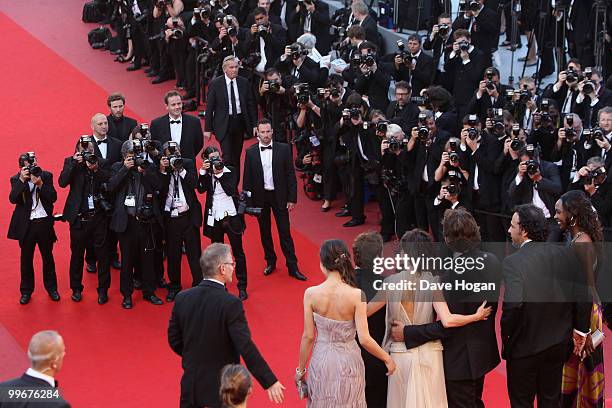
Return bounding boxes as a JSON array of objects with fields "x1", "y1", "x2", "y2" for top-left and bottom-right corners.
[
  {"x1": 376, "y1": 120, "x2": 389, "y2": 134},
  {"x1": 242, "y1": 52, "x2": 262, "y2": 69},
  {"x1": 585, "y1": 167, "x2": 607, "y2": 185},
  {"x1": 510, "y1": 124, "x2": 523, "y2": 151},
  {"x1": 458, "y1": 40, "x2": 470, "y2": 52},
  {"x1": 396, "y1": 40, "x2": 412, "y2": 66},
  {"x1": 410, "y1": 96, "x2": 428, "y2": 106},
  {"x1": 136, "y1": 193, "x2": 155, "y2": 221},
  {"x1": 208, "y1": 156, "x2": 225, "y2": 170},
  {"x1": 167, "y1": 154, "x2": 183, "y2": 170},
  {"x1": 237, "y1": 191, "x2": 262, "y2": 216},
  {"x1": 167, "y1": 141, "x2": 178, "y2": 155},
  {"x1": 294, "y1": 83, "x2": 311, "y2": 104},
  {"x1": 170, "y1": 18, "x2": 184, "y2": 40},
  {"x1": 485, "y1": 68, "x2": 495, "y2": 90},
  {"x1": 358, "y1": 52, "x2": 377, "y2": 67},
  {"x1": 342, "y1": 107, "x2": 361, "y2": 120},
  {"x1": 330, "y1": 88, "x2": 341, "y2": 98},
  {"x1": 593, "y1": 127, "x2": 605, "y2": 142},
  {"x1": 565, "y1": 68, "x2": 582, "y2": 84},
  {"x1": 582, "y1": 67, "x2": 595, "y2": 95},
  {"x1": 466, "y1": 114, "x2": 479, "y2": 140},
  {"x1": 138, "y1": 123, "x2": 150, "y2": 138},
  {"x1": 193, "y1": 6, "x2": 211, "y2": 19},
  {"x1": 143, "y1": 139, "x2": 157, "y2": 152},
  {"x1": 539, "y1": 99, "x2": 552, "y2": 123},
  {"x1": 289, "y1": 44, "x2": 308, "y2": 60},
  {"x1": 157, "y1": 0, "x2": 173, "y2": 7},
  {"x1": 525, "y1": 159, "x2": 539, "y2": 175},
  {"x1": 519, "y1": 85, "x2": 531, "y2": 103},
  {"x1": 417, "y1": 113, "x2": 430, "y2": 140},
  {"x1": 81, "y1": 151, "x2": 98, "y2": 165},
  {"x1": 386, "y1": 136, "x2": 406, "y2": 153},
  {"x1": 19, "y1": 152, "x2": 42, "y2": 177},
  {"x1": 264, "y1": 80, "x2": 281, "y2": 93},
  {"x1": 80, "y1": 135, "x2": 92, "y2": 149},
  {"x1": 93, "y1": 183, "x2": 113, "y2": 213},
  {"x1": 488, "y1": 108, "x2": 505, "y2": 134},
  {"x1": 564, "y1": 114, "x2": 576, "y2": 142},
  {"x1": 438, "y1": 23, "x2": 450, "y2": 37}
]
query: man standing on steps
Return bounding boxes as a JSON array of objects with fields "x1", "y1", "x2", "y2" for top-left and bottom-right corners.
[
  {"x1": 243, "y1": 119, "x2": 306, "y2": 281},
  {"x1": 106, "y1": 92, "x2": 138, "y2": 142},
  {"x1": 204, "y1": 56, "x2": 258, "y2": 183}
]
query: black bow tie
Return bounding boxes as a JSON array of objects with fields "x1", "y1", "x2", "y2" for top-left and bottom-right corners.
[
  {"x1": 260, "y1": 145, "x2": 273, "y2": 151},
  {"x1": 97, "y1": 139, "x2": 107, "y2": 145},
  {"x1": 170, "y1": 119, "x2": 181, "y2": 124}
]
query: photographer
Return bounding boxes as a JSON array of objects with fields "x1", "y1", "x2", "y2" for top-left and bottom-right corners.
[
  {"x1": 551, "y1": 113, "x2": 588, "y2": 191},
  {"x1": 423, "y1": 12, "x2": 453, "y2": 90},
  {"x1": 210, "y1": 14, "x2": 248, "y2": 74},
  {"x1": 571, "y1": 157, "x2": 612, "y2": 236},
  {"x1": 58, "y1": 136, "x2": 111, "y2": 305},
  {"x1": 197, "y1": 146, "x2": 248, "y2": 300},
  {"x1": 124, "y1": 0, "x2": 150, "y2": 72},
  {"x1": 451, "y1": 0, "x2": 498, "y2": 66},
  {"x1": 151, "y1": 0, "x2": 185, "y2": 84},
  {"x1": 183, "y1": 3, "x2": 217, "y2": 99},
  {"x1": 398, "y1": 35, "x2": 434, "y2": 97},
  {"x1": 106, "y1": 92, "x2": 138, "y2": 142},
  {"x1": 432, "y1": 171, "x2": 468, "y2": 238},
  {"x1": 350, "y1": 1, "x2": 379, "y2": 48},
  {"x1": 467, "y1": 67, "x2": 511, "y2": 122},
  {"x1": 275, "y1": 42, "x2": 322, "y2": 89},
  {"x1": 258, "y1": 67, "x2": 291, "y2": 143},
  {"x1": 444, "y1": 29, "x2": 486, "y2": 121},
  {"x1": 596, "y1": 107, "x2": 612, "y2": 169},
  {"x1": 543, "y1": 59, "x2": 583, "y2": 115},
  {"x1": 509, "y1": 145, "x2": 561, "y2": 221},
  {"x1": 162, "y1": 16, "x2": 189, "y2": 88},
  {"x1": 287, "y1": 0, "x2": 331, "y2": 54},
  {"x1": 159, "y1": 142, "x2": 202, "y2": 302},
  {"x1": 385, "y1": 81, "x2": 420, "y2": 136},
  {"x1": 574, "y1": 67, "x2": 612, "y2": 127},
  {"x1": 509, "y1": 77, "x2": 539, "y2": 136},
  {"x1": 435, "y1": 137, "x2": 471, "y2": 189},
  {"x1": 405, "y1": 110, "x2": 450, "y2": 239},
  {"x1": 378, "y1": 123, "x2": 405, "y2": 241},
  {"x1": 243, "y1": 0, "x2": 281, "y2": 26},
  {"x1": 338, "y1": 26, "x2": 366, "y2": 87},
  {"x1": 89, "y1": 113, "x2": 123, "y2": 170},
  {"x1": 527, "y1": 98, "x2": 561, "y2": 162},
  {"x1": 354, "y1": 41, "x2": 390, "y2": 111},
  {"x1": 108, "y1": 140, "x2": 165, "y2": 309},
  {"x1": 243, "y1": 7, "x2": 286, "y2": 78},
  {"x1": 8, "y1": 152, "x2": 59, "y2": 305},
  {"x1": 426, "y1": 85, "x2": 459, "y2": 137}
]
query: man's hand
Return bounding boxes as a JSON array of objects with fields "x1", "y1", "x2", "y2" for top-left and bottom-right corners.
[
  {"x1": 596, "y1": 137, "x2": 611, "y2": 152},
  {"x1": 466, "y1": 134, "x2": 478, "y2": 152},
  {"x1": 452, "y1": 41, "x2": 460, "y2": 53},
  {"x1": 19, "y1": 166, "x2": 30, "y2": 183},
  {"x1": 250, "y1": 23, "x2": 259, "y2": 34},
  {"x1": 124, "y1": 156, "x2": 135, "y2": 170},
  {"x1": 577, "y1": 166, "x2": 590, "y2": 178},
  {"x1": 438, "y1": 186, "x2": 449, "y2": 201},
  {"x1": 440, "y1": 152, "x2": 450, "y2": 166},
  {"x1": 556, "y1": 70, "x2": 567, "y2": 87},
  {"x1": 460, "y1": 49, "x2": 470, "y2": 62},
  {"x1": 73, "y1": 152, "x2": 84, "y2": 163},
  {"x1": 253, "y1": 127, "x2": 258, "y2": 137},
  {"x1": 204, "y1": 131, "x2": 212, "y2": 140},
  {"x1": 30, "y1": 174, "x2": 43, "y2": 187},
  {"x1": 477, "y1": 80, "x2": 487, "y2": 97},
  {"x1": 503, "y1": 138, "x2": 512, "y2": 155},
  {"x1": 218, "y1": 26, "x2": 227, "y2": 39},
  {"x1": 159, "y1": 156, "x2": 170, "y2": 172},
  {"x1": 266, "y1": 381, "x2": 285, "y2": 404},
  {"x1": 517, "y1": 161, "x2": 527, "y2": 177},
  {"x1": 380, "y1": 140, "x2": 389, "y2": 155},
  {"x1": 394, "y1": 54, "x2": 403, "y2": 70},
  {"x1": 390, "y1": 320, "x2": 405, "y2": 342},
  {"x1": 202, "y1": 159, "x2": 211, "y2": 171},
  {"x1": 302, "y1": 154, "x2": 312, "y2": 165},
  {"x1": 287, "y1": 202, "x2": 296, "y2": 211}
]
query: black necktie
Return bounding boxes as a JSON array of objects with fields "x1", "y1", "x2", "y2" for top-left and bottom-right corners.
[
  {"x1": 260, "y1": 145, "x2": 272, "y2": 151},
  {"x1": 230, "y1": 80, "x2": 238, "y2": 115},
  {"x1": 97, "y1": 139, "x2": 107, "y2": 145},
  {"x1": 170, "y1": 119, "x2": 181, "y2": 124}
]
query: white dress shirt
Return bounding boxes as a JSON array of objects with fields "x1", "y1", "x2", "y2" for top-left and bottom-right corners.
[
  {"x1": 514, "y1": 174, "x2": 551, "y2": 218},
  {"x1": 255, "y1": 37, "x2": 268, "y2": 73},
  {"x1": 303, "y1": 12, "x2": 312, "y2": 33},
  {"x1": 225, "y1": 75, "x2": 242, "y2": 115},
  {"x1": 169, "y1": 114, "x2": 183, "y2": 145},
  {"x1": 259, "y1": 142, "x2": 275, "y2": 190},
  {"x1": 211, "y1": 167, "x2": 237, "y2": 221},
  {"x1": 26, "y1": 368, "x2": 55, "y2": 387},
  {"x1": 94, "y1": 135, "x2": 108, "y2": 159},
  {"x1": 28, "y1": 181, "x2": 48, "y2": 220},
  {"x1": 164, "y1": 169, "x2": 190, "y2": 214}
]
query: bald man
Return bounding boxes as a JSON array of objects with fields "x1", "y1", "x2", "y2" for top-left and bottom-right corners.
[
  {"x1": 0, "y1": 330, "x2": 70, "y2": 407},
  {"x1": 90, "y1": 113, "x2": 123, "y2": 170}
]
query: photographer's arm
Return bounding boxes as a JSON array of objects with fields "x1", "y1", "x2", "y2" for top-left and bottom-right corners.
[
  {"x1": 108, "y1": 163, "x2": 131, "y2": 193},
  {"x1": 9, "y1": 176, "x2": 29, "y2": 205},
  {"x1": 58, "y1": 157, "x2": 77, "y2": 188},
  {"x1": 180, "y1": 161, "x2": 198, "y2": 190},
  {"x1": 38, "y1": 172, "x2": 57, "y2": 204},
  {"x1": 167, "y1": 0, "x2": 184, "y2": 17},
  {"x1": 534, "y1": 164, "x2": 562, "y2": 195}
]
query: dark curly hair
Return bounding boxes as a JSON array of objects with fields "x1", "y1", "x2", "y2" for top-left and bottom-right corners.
[
  {"x1": 442, "y1": 208, "x2": 482, "y2": 251},
  {"x1": 514, "y1": 204, "x2": 549, "y2": 242},
  {"x1": 320, "y1": 239, "x2": 356, "y2": 287},
  {"x1": 560, "y1": 190, "x2": 603, "y2": 243}
]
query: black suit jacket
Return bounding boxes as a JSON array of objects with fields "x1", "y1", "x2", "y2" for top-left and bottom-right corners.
[
  {"x1": 242, "y1": 142, "x2": 297, "y2": 208},
  {"x1": 442, "y1": 248, "x2": 501, "y2": 381},
  {"x1": 92, "y1": 136, "x2": 123, "y2": 169},
  {"x1": 452, "y1": 8, "x2": 499, "y2": 56},
  {"x1": 106, "y1": 114, "x2": 138, "y2": 142},
  {"x1": 501, "y1": 241, "x2": 592, "y2": 360},
  {"x1": 358, "y1": 15, "x2": 380, "y2": 49},
  {"x1": 107, "y1": 162, "x2": 164, "y2": 233},
  {"x1": 0, "y1": 374, "x2": 70, "y2": 408},
  {"x1": 58, "y1": 156, "x2": 110, "y2": 226},
  {"x1": 444, "y1": 47, "x2": 486, "y2": 107},
  {"x1": 507, "y1": 160, "x2": 562, "y2": 217},
  {"x1": 159, "y1": 158, "x2": 202, "y2": 228},
  {"x1": 8, "y1": 171, "x2": 57, "y2": 243},
  {"x1": 150, "y1": 113, "x2": 204, "y2": 160},
  {"x1": 168, "y1": 280, "x2": 277, "y2": 408},
  {"x1": 196, "y1": 165, "x2": 244, "y2": 238},
  {"x1": 204, "y1": 75, "x2": 257, "y2": 142},
  {"x1": 243, "y1": 24, "x2": 286, "y2": 71},
  {"x1": 409, "y1": 51, "x2": 435, "y2": 97},
  {"x1": 287, "y1": 0, "x2": 331, "y2": 54}
]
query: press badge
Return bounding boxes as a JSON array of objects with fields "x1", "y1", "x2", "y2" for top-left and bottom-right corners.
[
  {"x1": 87, "y1": 195, "x2": 95, "y2": 210},
  {"x1": 206, "y1": 209, "x2": 214, "y2": 226},
  {"x1": 313, "y1": 174, "x2": 322, "y2": 183},
  {"x1": 171, "y1": 208, "x2": 179, "y2": 217},
  {"x1": 124, "y1": 195, "x2": 136, "y2": 207},
  {"x1": 309, "y1": 135, "x2": 320, "y2": 147},
  {"x1": 173, "y1": 197, "x2": 183, "y2": 208}
]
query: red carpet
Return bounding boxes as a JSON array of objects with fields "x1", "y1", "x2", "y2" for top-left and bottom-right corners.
[{"x1": 0, "y1": 2, "x2": 609, "y2": 407}]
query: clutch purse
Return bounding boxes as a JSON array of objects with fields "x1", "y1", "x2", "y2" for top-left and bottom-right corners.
[
  {"x1": 295, "y1": 368, "x2": 309, "y2": 400},
  {"x1": 591, "y1": 329, "x2": 605, "y2": 349}
]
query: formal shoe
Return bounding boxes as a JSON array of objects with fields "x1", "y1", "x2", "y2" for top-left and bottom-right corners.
[
  {"x1": 289, "y1": 270, "x2": 307, "y2": 281},
  {"x1": 141, "y1": 59, "x2": 150, "y2": 67},
  {"x1": 144, "y1": 67, "x2": 154, "y2": 74},
  {"x1": 166, "y1": 291, "x2": 178, "y2": 302},
  {"x1": 133, "y1": 279, "x2": 142, "y2": 290},
  {"x1": 146, "y1": 70, "x2": 159, "y2": 78},
  {"x1": 144, "y1": 294, "x2": 163, "y2": 305},
  {"x1": 151, "y1": 76, "x2": 169, "y2": 84},
  {"x1": 71, "y1": 291, "x2": 82, "y2": 302},
  {"x1": 111, "y1": 259, "x2": 121, "y2": 270},
  {"x1": 126, "y1": 64, "x2": 141, "y2": 72},
  {"x1": 158, "y1": 278, "x2": 168, "y2": 289},
  {"x1": 49, "y1": 291, "x2": 61, "y2": 301},
  {"x1": 86, "y1": 263, "x2": 97, "y2": 273},
  {"x1": 335, "y1": 208, "x2": 351, "y2": 217},
  {"x1": 263, "y1": 264, "x2": 276, "y2": 276},
  {"x1": 343, "y1": 218, "x2": 365, "y2": 227},
  {"x1": 320, "y1": 204, "x2": 331, "y2": 212},
  {"x1": 238, "y1": 289, "x2": 248, "y2": 301},
  {"x1": 122, "y1": 296, "x2": 133, "y2": 309},
  {"x1": 19, "y1": 294, "x2": 31, "y2": 305},
  {"x1": 110, "y1": 49, "x2": 123, "y2": 55},
  {"x1": 98, "y1": 292, "x2": 108, "y2": 305}
]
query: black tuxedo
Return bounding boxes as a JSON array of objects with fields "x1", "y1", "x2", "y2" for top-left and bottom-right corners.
[
  {"x1": 354, "y1": 66, "x2": 390, "y2": 111},
  {"x1": 204, "y1": 75, "x2": 257, "y2": 176},
  {"x1": 243, "y1": 24, "x2": 286, "y2": 71},
  {"x1": 423, "y1": 31, "x2": 454, "y2": 89},
  {"x1": 0, "y1": 373, "x2": 70, "y2": 408},
  {"x1": 444, "y1": 46, "x2": 486, "y2": 120},
  {"x1": 386, "y1": 102, "x2": 420, "y2": 136},
  {"x1": 508, "y1": 160, "x2": 562, "y2": 218},
  {"x1": 92, "y1": 135, "x2": 123, "y2": 168},
  {"x1": 409, "y1": 51, "x2": 435, "y2": 97},
  {"x1": 543, "y1": 83, "x2": 580, "y2": 114},
  {"x1": 168, "y1": 280, "x2": 277, "y2": 408},
  {"x1": 442, "y1": 248, "x2": 501, "y2": 406},
  {"x1": 197, "y1": 165, "x2": 248, "y2": 291},
  {"x1": 287, "y1": 0, "x2": 331, "y2": 54},
  {"x1": 150, "y1": 113, "x2": 204, "y2": 161},
  {"x1": 357, "y1": 15, "x2": 380, "y2": 48},
  {"x1": 159, "y1": 158, "x2": 203, "y2": 292},
  {"x1": 550, "y1": 140, "x2": 587, "y2": 191},
  {"x1": 8, "y1": 171, "x2": 58, "y2": 296},
  {"x1": 106, "y1": 114, "x2": 138, "y2": 141},
  {"x1": 573, "y1": 88, "x2": 612, "y2": 128},
  {"x1": 466, "y1": 86, "x2": 511, "y2": 122},
  {"x1": 274, "y1": 55, "x2": 324, "y2": 89},
  {"x1": 501, "y1": 241, "x2": 592, "y2": 407},
  {"x1": 452, "y1": 8, "x2": 499, "y2": 61},
  {"x1": 243, "y1": 142, "x2": 299, "y2": 271}
]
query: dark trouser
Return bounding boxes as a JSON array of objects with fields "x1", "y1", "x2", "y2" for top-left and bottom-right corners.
[
  {"x1": 472, "y1": 192, "x2": 506, "y2": 242},
  {"x1": 118, "y1": 217, "x2": 158, "y2": 298},
  {"x1": 185, "y1": 47, "x2": 196, "y2": 95},
  {"x1": 322, "y1": 148, "x2": 339, "y2": 202},
  {"x1": 19, "y1": 218, "x2": 57, "y2": 296},
  {"x1": 165, "y1": 212, "x2": 202, "y2": 292},
  {"x1": 349, "y1": 163, "x2": 365, "y2": 221},
  {"x1": 446, "y1": 376, "x2": 485, "y2": 408},
  {"x1": 395, "y1": 189, "x2": 416, "y2": 240},
  {"x1": 69, "y1": 214, "x2": 110, "y2": 293},
  {"x1": 211, "y1": 216, "x2": 247, "y2": 290},
  {"x1": 170, "y1": 47, "x2": 187, "y2": 87},
  {"x1": 153, "y1": 222, "x2": 165, "y2": 284},
  {"x1": 507, "y1": 342, "x2": 567, "y2": 408},
  {"x1": 86, "y1": 226, "x2": 118, "y2": 265},
  {"x1": 219, "y1": 114, "x2": 246, "y2": 184},
  {"x1": 377, "y1": 185, "x2": 396, "y2": 237},
  {"x1": 257, "y1": 190, "x2": 298, "y2": 272}
]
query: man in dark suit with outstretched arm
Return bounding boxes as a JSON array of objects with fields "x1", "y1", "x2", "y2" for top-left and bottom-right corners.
[
  {"x1": 150, "y1": 90, "x2": 204, "y2": 161},
  {"x1": 168, "y1": 243, "x2": 285, "y2": 408},
  {"x1": 204, "y1": 56, "x2": 258, "y2": 182},
  {"x1": 242, "y1": 119, "x2": 306, "y2": 281}
]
